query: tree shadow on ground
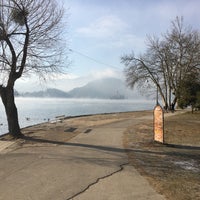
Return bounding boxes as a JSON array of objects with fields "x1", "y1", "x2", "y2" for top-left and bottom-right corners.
[
  {"x1": 21, "y1": 136, "x2": 200, "y2": 160},
  {"x1": 21, "y1": 135, "x2": 128, "y2": 153}
]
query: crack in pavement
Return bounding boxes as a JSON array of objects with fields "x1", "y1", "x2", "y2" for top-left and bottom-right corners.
[{"x1": 66, "y1": 162, "x2": 129, "y2": 200}]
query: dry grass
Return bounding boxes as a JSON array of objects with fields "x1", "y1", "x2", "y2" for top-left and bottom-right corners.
[
  {"x1": 165, "y1": 112, "x2": 200, "y2": 146},
  {"x1": 124, "y1": 111, "x2": 200, "y2": 200}
]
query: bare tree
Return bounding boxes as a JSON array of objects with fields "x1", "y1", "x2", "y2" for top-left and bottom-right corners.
[
  {"x1": 121, "y1": 17, "x2": 200, "y2": 110},
  {"x1": 0, "y1": 0, "x2": 66, "y2": 138}
]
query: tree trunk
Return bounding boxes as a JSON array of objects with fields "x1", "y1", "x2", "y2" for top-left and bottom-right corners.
[
  {"x1": 0, "y1": 86, "x2": 22, "y2": 138},
  {"x1": 168, "y1": 87, "x2": 172, "y2": 110},
  {"x1": 161, "y1": 94, "x2": 168, "y2": 111},
  {"x1": 171, "y1": 97, "x2": 177, "y2": 112},
  {"x1": 191, "y1": 105, "x2": 194, "y2": 114},
  {"x1": 164, "y1": 101, "x2": 169, "y2": 111}
]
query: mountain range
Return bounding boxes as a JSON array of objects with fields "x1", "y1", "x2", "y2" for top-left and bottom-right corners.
[{"x1": 19, "y1": 78, "x2": 139, "y2": 99}]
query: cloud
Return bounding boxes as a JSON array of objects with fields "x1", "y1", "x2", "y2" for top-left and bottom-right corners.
[
  {"x1": 88, "y1": 67, "x2": 123, "y2": 80},
  {"x1": 75, "y1": 14, "x2": 146, "y2": 53},
  {"x1": 97, "y1": 33, "x2": 145, "y2": 54},
  {"x1": 56, "y1": 68, "x2": 123, "y2": 91},
  {"x1": 44, "y1": 73, "x2": 79, "y2": 81},
  {"x1": 15, "y1": 68, "x2": 123, "y2": 92},
  {"x1": 76, "y1": 15, "x2": 127, "y2": 38}
]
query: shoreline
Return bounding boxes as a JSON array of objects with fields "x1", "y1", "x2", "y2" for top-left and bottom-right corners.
[
  {"x1": 0, "y1": 98, "x2": 155, "y2": 137},
  {"x1": 0, "y1": 110, "x2": 153, "y2": 139},
  {"x1": 0, "y1": 108, "x2": 189, "y2": 139}
]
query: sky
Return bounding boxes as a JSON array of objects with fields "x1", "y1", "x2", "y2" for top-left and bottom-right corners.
[{"x1": 15, "y1": 0, "x2": 200, "y2": 92}]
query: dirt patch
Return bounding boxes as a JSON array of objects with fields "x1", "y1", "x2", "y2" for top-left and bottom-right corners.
[
  {"x1": 124, "y1": 111, "x2": 200, "y2": 200},
  {"x1": 65, "y1": 111, "x2": 151, "y2": 127}
]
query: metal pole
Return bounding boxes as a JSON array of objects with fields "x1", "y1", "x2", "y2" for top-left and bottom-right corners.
[{"x1": 156, "y1": 85, "x2": 158, "y2": 105}]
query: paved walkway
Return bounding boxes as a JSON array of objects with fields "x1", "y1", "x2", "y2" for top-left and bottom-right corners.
[{"x1": 0, "y1": 117, "x2": 166, "y2": 200}]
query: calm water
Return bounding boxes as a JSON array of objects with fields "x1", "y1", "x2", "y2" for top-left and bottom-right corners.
[{"x1": 0, "y1": 97, "x2": 154, "y2": 136}]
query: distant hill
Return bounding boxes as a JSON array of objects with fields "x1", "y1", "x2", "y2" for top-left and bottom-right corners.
[
  {"x1": 21, "y1": 88, "x2": 71, "y2": 98},
  {"x1": 19, "y1": 78, "x2": 139, "y2": 99},
  {"x1": 68, "y1": 78, "x2": 126, "y2": 99}
]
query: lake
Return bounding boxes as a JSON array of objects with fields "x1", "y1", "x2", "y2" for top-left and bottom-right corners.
[{"x1": 0, "y1": 97, "x2": 155, "y2": 136}]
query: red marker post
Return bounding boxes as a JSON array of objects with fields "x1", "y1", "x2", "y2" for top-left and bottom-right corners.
[{"x1": 153, "y1": 104, "x2": 164, "y2": 143}]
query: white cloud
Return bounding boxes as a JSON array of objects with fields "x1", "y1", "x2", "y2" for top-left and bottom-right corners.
[
  {"x1": 74, "y1": 12, "x2": 147, "y2": 54},
  {"x1": 45, "y1": 73, "x2": 79, "y2": 81},
  {"x1": 52, "y1": 68, "x2": 123, "y2": 91},
  {"x1": 15, "y1": 68, "x2": 123, "y2": 92},
  {"x1": 88, "y1": 68, "x2": 122, "y2": 80},
  {"x1": 76, "y1": 15, "x2": 127, "y2": 38},
  {"x1": 96, "y1": 33, "x2": 145, "y2": 54},
  {"x1": 15, "y1": 73, "x2": 79, "y2": 92}
]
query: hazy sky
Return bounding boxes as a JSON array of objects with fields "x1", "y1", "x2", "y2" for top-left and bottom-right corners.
[{"x1": 16, "y1": 0, "x2": 200, "y2": 92}]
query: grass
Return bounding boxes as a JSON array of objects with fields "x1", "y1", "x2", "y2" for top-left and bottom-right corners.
[
  {"x1": 165, "y1": 112, "x2": 200, "y2": 146},
  {"x1": 124, "y1": 111, "x2": 200, "y2": 200}
]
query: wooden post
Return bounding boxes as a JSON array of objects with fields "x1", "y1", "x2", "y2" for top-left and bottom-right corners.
[{"x1": 154, "y1": 104, "x2": 164, "y2": 143}]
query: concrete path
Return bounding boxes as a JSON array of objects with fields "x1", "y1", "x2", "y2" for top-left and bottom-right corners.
[{"x1": 0, "y1": 118, "x2": 166, "y2": 200}]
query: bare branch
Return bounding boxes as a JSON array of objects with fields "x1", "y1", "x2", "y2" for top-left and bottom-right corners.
[
  {"x1": 0, "y1": 0, "x2": 66, "y2": 87},
  {"x1": 122, "y1": 16, "x2": 200, "y2": 110}
]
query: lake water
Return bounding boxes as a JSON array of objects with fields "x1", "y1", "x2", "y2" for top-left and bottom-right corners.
[{"x1": 0, "y1": 97, "x2": 155, "y2": 136}]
